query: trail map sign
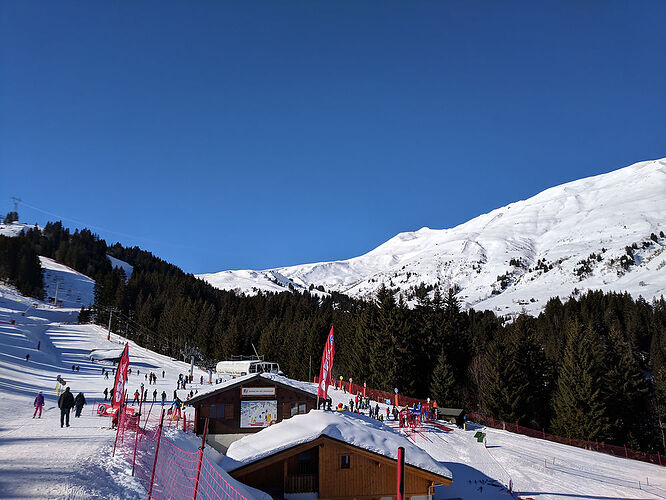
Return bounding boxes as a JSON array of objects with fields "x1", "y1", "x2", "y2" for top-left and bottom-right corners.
[{"x1": 240, "y1": 400, "x2": 277, "y2": 428}]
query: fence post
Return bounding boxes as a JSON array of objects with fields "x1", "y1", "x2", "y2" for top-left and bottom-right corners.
[
  {"x1": 516, "y1": 421, "x2": 519, "y2": 433},
  {"x1": 183, "y1": 414, "x2": 186, "y2": 432},
  {"x1": 658, "y1": 451, "x2": 661, "y2": 466},
  {"x1": 396, "y1": 447, "x2": 405, "y2": 500},
  {"x1": 112, "y1": 403, "x2": 124, "y2": 457},
  {"x1": 192, "y1": 418, "x2": 209, "y2": 500},
  {"x1": 568, "y1": 432, "x2": 571, "y2": 446},
  {"x1": 148, "y1": 410, "x2": 165, "y2": 500},
  {"x1": 624, "y1": 444, "x2": 628, "y2": 459},
  {"x1": 542, "y1": 428, "x2": 545, "y2": 439},
  {"x1": 132, "y1": 397, "x2": 144, "y2": 475}
]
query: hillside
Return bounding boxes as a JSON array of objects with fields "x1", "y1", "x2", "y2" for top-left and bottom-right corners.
[{"x1": 199, "y1": 157, "x2": 666, "y2": 315}]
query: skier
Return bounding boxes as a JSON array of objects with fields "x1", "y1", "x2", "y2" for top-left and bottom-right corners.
[
  {"x1": 161, "y1": 391, "x2": 167, "y2": 405},
  {"x1": 25, "y1": 353, "x2": 30, "y2": 361},
  {"x1": 162, "y1": 370, "x2": 165, "y2": 378},
  {"x1": 143, "y1": 389, "x2": 148, "y2": 402},
  {"x1": 152, "y1": 389, "x2": 157, "y2": 402},
  {"x1": 37, "y1": 341, "x2": 40, "y2": 350},
  {"x1": 104, "y1": 371, "x2": 109, "y2": 380},
  {"x1": 132, "y1": 390, "x2": 140, "y2": 405},
  {"x1": 33, "y1": 391, "x2": 44, "y2": 418},
  {"x1": 103, "y1": 388, "x2": 109, "y2": 401},
  {"x1": 58, "y1": 387, "x2": 74, "y2": 427},
  {"x1": 74, "y1": 392, "x2": 86, "y2": 417},
  {"x1": 171, "y1": 397, "x2": 182, "y2": 420}
]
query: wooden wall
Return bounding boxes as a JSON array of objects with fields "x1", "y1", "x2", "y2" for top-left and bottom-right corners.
[
  {"x1": 192, "y1": 378, "x2": 317, "y2": 434},
  {"x1": 318, "y1": 440, "x2": 435, "y2": 500}
]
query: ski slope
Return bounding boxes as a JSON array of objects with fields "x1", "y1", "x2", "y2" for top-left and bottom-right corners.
[
  {"x1": 1, "y1": 258, "x2": 664, "y2": 499},
  {"x1": 0, "y1": 260, "x2": 216, "y2": 499}
]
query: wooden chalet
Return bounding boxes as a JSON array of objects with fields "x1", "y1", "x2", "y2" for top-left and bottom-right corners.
[
  {"x1": 222, "y1": 411, "x2": 452, "y2": 500},
  {"x1": 185, "y1": 373, "x2": 319, "y2": 452}
]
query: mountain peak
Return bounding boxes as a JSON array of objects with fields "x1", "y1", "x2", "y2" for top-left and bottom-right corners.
[{"x1": 198, "y1": 157, "x2": 666, "y2": 315}]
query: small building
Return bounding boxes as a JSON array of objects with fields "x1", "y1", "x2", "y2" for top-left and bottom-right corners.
[
  {"x1": 221, "y1": 410, "x2": 452, "y2": 500},
  {"x1": 434, "y1": 407, "x2": 465, "y2": 426},
  {"x1": 186, "y1": 373, "x2": 319, "y2": 452}
]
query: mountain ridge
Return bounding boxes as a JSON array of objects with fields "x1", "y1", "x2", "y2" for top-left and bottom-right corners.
[{"x1": 199, "y1": 157, "x2": 666, "y2": 315}]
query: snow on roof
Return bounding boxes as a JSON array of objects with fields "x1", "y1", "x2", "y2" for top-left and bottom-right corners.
[
  {"x1": 186, "y1": 373, "x2": 318, "y2": 404},
  {"x1": 89, "y1": 348, "x2": 124, "y2": 361},
  {"x1": 221, "y1": 410, "x2": 452, "y2": 480}
]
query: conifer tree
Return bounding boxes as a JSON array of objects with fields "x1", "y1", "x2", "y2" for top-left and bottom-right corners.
[
  {"x1": 430, "y1": 349, "x2": 457, "y2": 407},
  {"x1": 551, "y1": 321, "x2": 610, "y2": 441}
]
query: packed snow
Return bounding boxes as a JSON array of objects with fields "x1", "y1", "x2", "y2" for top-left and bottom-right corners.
[
  {"x1": 199, "y1": 157, "x2": 666, "y2": 316},
  {"x1": 0, "y1": 260, "x2": 219, "y2": 499}
]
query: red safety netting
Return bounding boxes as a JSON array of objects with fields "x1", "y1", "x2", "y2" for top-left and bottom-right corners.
[
  {"x1": 467, "y1": 412, "x2": 664, "y2": 467},
  {"x1": 113, "y1": 405, "x2": 249, "y2": 500}
]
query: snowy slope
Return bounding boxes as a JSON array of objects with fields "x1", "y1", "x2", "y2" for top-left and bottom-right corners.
[
  {"x1": 0, "y1": 262, "x2": 223, "y2": 498},
  {"x1": 318, "y1": 385, "x2": 666, "y2": 500},
  {"x1": 199, "y1": 157, "x2": 666, "y2": 315}
]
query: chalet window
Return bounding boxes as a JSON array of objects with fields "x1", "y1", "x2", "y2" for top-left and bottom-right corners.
[
  {"x1": 210, "y1": 404, "x2": 224, "y2": 419},
  {"x1": 224, "y1": 404, "x2": 234, "y2": 419},
  {"x1": 291, "y1": 402, "x2": 308, "y2": 417},
  {"x1": 340, "y1": 455, "x2": 350, "y2": 469},
  {"x1": 298, "y1": 451, "x2": 312, "y2": 474}
]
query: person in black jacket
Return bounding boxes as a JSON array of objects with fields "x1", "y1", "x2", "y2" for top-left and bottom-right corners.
[
  {"x1": 58, "y1": 387, "x2": 75, "y2": 427},
  {"x1": 74, "y1": 392, "x2": 86, "y2": 417}
]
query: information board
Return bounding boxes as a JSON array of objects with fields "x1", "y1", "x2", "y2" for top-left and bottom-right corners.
[{"x1": 240, "y1": 400, "x2": 277, "y2": 428}]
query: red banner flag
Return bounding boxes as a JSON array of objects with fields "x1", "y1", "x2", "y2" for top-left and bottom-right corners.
[
  {"x1": 317, "y1": 327, "x2": 335, "y2": 399},
  {"x1": 112, "y1": 343, "x2": 130, "y2": 410}
]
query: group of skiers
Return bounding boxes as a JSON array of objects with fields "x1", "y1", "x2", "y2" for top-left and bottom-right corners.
[{"x1": 33, "y1": 381, "x2": 87, "y2": 428}]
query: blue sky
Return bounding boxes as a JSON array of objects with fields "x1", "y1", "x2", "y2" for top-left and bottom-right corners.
[{"x1": 1, "y1": 1, "x2": 664, "y2": 274}]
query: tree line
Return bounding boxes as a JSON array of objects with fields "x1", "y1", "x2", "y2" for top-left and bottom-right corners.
[{"x1": 1, "y1": 221, "x2": 665, "y2": 453}]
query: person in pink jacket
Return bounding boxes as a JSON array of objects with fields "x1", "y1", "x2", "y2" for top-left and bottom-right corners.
[{"x1": 33, "y1": 391, "x2": 44, "y2": 418}]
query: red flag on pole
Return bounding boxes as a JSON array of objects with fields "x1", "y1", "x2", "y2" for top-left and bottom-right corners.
[
  {"x1": 112, "y1": 343, "x2": 130, "y2": 410},
  {"x1": 317, "y1": 327, "x2": 335, "y2": 399}
]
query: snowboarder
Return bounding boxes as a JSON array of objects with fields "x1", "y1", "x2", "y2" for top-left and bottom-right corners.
[
  {"x1": 58, "y1": 387, "x2": 74, "y2": 427},
  {"x1": 33, "y1": 391, "x2": 44, "y2": 418},
  {"x1": 103, "y1": 388, "x2": 109, "y2": 401},
  {"x1": 74, "y1": 392, "x2": 86, "y2": 417}
]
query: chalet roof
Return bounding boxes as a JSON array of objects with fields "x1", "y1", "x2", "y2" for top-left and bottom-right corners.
[
  {"x1": 437, "y1": 408, "x2": 465, "y2": 416},
  {"x1": 221, "y1": 410, "x2": 452, "y2": 481},
  {"x1": 185, "y1": 373, "x2": 319, "y2": 405}
]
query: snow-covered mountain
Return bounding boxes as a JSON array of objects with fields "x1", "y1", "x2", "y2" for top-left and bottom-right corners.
[{"x1": 199, "y1": 158, "x2": 666, "y2": 316}]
